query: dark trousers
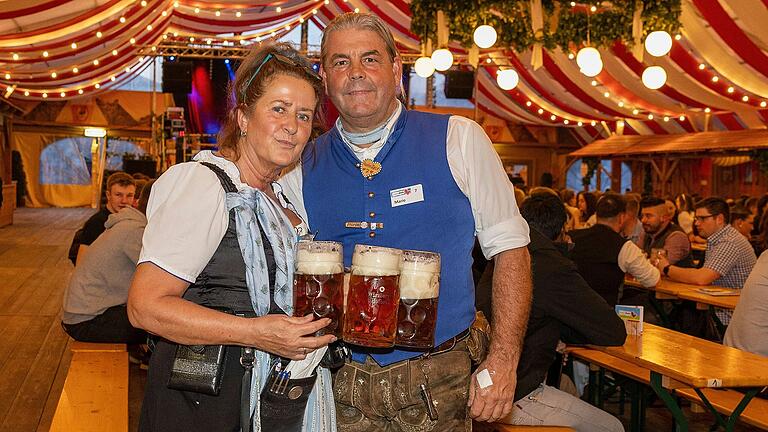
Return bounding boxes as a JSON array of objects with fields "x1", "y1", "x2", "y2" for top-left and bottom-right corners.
[{"x1": 62, "y1": 304, "x2": 147, "y2": 344}]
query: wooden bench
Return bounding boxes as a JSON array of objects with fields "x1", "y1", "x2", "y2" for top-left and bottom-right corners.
[
  {"x1": 70, "y1": 340, "x2": 126, "y2": 353},
  {"x1": 675, "y1": 388, "x2": 768, "y2": 430},
  {"x1": 571, "y1": 346, "x2": 768, "y2": 431},
  {"x1": 473, "y1": 422, "x2": 575, "y2": 431},
  {"x1": 49, "y1": 341, "x2": 129, "y2": 432}
]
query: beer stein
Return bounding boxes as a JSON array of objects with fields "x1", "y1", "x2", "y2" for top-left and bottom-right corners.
[
  {"x1": 343, "y1": 245, "x2": 402, "y2": 348},
  {"x1": 395, "y1": 250, "x2": 440, "y2": 349},
  {"x1": 293, "y1": 241, "x2": 345, "y2": 337}
]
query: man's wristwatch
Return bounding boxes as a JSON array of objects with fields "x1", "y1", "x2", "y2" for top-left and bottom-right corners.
[{"x1": 663, "y1": 264, "x2": 671, "y2": 276}]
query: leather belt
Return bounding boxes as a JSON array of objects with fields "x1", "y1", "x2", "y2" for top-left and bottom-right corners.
[{"x1": 428, "y1": 328, "x2": 471, "y2": 356}]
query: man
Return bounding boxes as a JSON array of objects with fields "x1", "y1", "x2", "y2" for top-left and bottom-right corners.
[
  {"x1": 621, "y1": 193, "x2": 643, "y2": 247},
  {"x1": 478, "y1": 194, "x2": 626, "y2": 431},
  {"x1": 730, "y1": 205, "x2": 755, "y2": 240},
  {"x1": 61, "y1": 180, "x2": 152, "y2": 344},
  {"x1": 655, "y1": 197, "x2": 756, "y2": 325},
  {"x1": 68, "y1": 172, "x2": 136, "y2": 264},
  {"x1": 724, "y1": 251, "x2": 768, "y2": 357},
  {"x1": 639, "y1": 196, "x2": 692, "y2": 266},
  {"x1": 280, "y1": 12, "x2": 532, "y2": 430},
  {"x1": 570, "y1": 193, "x2": 660, "y2": 306}
]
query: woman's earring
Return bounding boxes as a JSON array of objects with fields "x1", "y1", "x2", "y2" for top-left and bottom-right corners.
[{"x1": 240, "y1": 130, "x2": 247, "y2": 137}]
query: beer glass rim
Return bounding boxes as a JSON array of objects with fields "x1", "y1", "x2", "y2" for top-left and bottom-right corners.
[{"x1": 353, "y1": 244, "x2": 402, "y2": 254}]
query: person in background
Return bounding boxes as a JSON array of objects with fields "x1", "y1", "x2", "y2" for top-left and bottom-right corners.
[
  {"x1": 479, "y1": 194, "x2": 626, "y2": 432},
  {"x1": 724, "y1": 251, "x2": 768, "y2": 357},
  {"x1": 68, "y1": 172, "x2": 136, "y2": 265},
  {"x1": 640, "y1": 197, "x2": 692, "y2": 266},
  {"x1": 675, "y1": 193, "x2": 695, "y2": 236},
  {"x1": 570, "y1": 193, "x2": 660, "y2": 306},
  {"x1": 655, "y1": 197, "x2": 757, "y2": 326},
  {"x1": 279, "y1": 12, "x2": 532, "y2": 429},
  {"x1": 133, "y1": 179, "x2": 148, "y2": 208},
  {"x1": 577, "y1": 191, "x2": 597, "y2": 228},
  {"x1": 560, "y1": 188, "x2": 581, "y2": 231},
  {"x1": 61, "y1": 180, "x2": 154, "y2": 344},
  {"x1": 752, "y1": 194, "x2": 768, "y2": 236},
  {"x1": 621, "y1": 194, "x2": 643, "y2": 247},
  {"x1": 730, "y1": 205, "x2": 755, "y2": 240}
]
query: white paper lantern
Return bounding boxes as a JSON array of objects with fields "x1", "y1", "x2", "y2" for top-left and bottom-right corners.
[
  {"x1": 642, "y1": 66, "x2": 667, "y2": 89},
  {"x1": 431, "y1": 49, "x2": 454, "y2": 71},
  {"x1": 414, "y1": 56, "x2": 435, "y2": 78},
  {"x1": 645, "y1": 31, "x2": 672, "y2": 57},
  {"x1": 576, "y1": 47, "x2": 603, "y2": 77},
  {"x1": 496, "y1": 69, "x2": 519, "y2": 90},
  {"x1": 473, "y1": 25, "x2": 497, "y2": 49}
]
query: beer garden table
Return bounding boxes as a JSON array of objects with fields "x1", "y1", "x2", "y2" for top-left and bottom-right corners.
[
  {"x1": 623, "y1": 276, "x2": 739, "y2": 331},
  {"x1": 589, "y1": 324, "x2": 768, "y2": 432}
]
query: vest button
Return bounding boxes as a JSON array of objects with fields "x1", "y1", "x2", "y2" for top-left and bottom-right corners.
[
  {"x1": 369, "y1": 232, "x2": 376, "y2": 238},
  {"x1": 368, "y1": 192, "x2": 375, "y2": 198},
  {"x1": 369, "y1": 212, "x2": 375, "y2": 218}
]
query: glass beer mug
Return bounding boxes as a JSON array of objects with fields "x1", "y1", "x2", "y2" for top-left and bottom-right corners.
[
  {"x1": 293, "y1": 241, "x2": 345, "y2": 337},
  {"x1": 343, "y1": 245, "x2": 402, "y2": 348},
  {"x1": 395, "y1": 250, "x2": 440, "y2": 349}
]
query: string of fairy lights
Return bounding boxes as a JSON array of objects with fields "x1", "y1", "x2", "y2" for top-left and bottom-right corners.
[{"x1": 1, "y1": 0, "x2": 765, "y2": 130}]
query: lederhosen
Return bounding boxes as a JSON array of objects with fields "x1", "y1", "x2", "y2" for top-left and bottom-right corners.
[{"x1": 139, "y1": 162, "x2": 279, "y2": 432}]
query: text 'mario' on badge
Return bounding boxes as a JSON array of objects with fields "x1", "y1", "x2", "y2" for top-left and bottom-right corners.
[{"x1": 390, "y1": 184, "x2": 424, "y2": 208}]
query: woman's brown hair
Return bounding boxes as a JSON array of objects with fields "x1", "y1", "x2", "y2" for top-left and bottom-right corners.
[{"x1": 217, "y1": 42, "x2": 325, "y2": 161}]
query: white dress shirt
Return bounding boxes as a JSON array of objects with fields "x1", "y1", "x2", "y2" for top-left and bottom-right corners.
[
  {"x1": 618, "y1": 241, "x2": 660, "y2": 287},
  {"x1": 279, "y1": 113, "x2": 530, "y2": 259}
]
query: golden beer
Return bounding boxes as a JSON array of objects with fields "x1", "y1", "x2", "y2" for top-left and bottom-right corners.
[
  {"x1": 293, "y1": 241, "x2": 344, "y2": 337},
  {"x1": 395, "y1": 250, "x2": 440, "y2": 349},
  {"x1": 343, "y1": 245, "x2": 402, "y2": 348}
]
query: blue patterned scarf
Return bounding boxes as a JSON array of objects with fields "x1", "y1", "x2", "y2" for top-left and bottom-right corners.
[{"x1": 226, "y1": 188, "x2": 336, "y2": 431}]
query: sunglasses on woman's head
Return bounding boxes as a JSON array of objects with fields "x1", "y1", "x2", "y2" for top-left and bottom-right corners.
[{"x1": 240, "y1": 52, "x2": 322, "y2": 100}]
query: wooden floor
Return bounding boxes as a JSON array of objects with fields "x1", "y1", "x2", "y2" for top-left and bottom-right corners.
[
  {"x1": 0, "y1": 207, "x2": 762, "y2": 432},
  {"x1": 0, "y1": 207, "x2": 93, "y2": 432}
]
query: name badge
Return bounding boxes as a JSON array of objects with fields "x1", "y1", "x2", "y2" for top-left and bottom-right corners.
[{"x1": 390, "y1": 184, "x2": 424, "y2": 208}]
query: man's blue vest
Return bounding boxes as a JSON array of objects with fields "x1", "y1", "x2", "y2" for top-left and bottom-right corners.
[{"x1": 302, "y1": 109, "x2": 476, "y2": 365}]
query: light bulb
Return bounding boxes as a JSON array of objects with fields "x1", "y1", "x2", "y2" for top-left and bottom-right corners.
[
  {"x1": 642, "y1": 66, "x2": 667, "y2": 89},
  {"x1": 473, "y1": 25, "x2": 497, "y2": 49},
  {"x1": 577, "y1": 47, "x2": 602, "y2": 77},
  {"x1": 496, "y1": 69, "x2": 519, "y2": 90},
  {"x1": 414, "y1": 57, "x2": 435, "y2": 78},
  {"x1": 645, "y1": 31, "x2": 672, "y2": 57},
  {"x1": 431, "y1": 49, "x2": 453, "y2": 71}
]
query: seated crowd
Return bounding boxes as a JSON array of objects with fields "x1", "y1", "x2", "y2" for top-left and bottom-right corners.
[{"x1": 61, "y1": 168, "x2": 768, "y2": 431}]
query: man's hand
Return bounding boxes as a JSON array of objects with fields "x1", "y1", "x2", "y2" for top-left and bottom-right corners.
[
  {"x1": 467, "y1": 355, "x2": 516, "y2": 422},
  {"x1": 655, "y1": 254, "x2": 670, "y2": 271}
]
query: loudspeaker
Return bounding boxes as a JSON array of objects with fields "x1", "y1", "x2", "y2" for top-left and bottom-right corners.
[
  {"x1": 162, "y1": 61, "x2": 192, "y2": 94},
  {"x1": 444, "y1": 70, "x2": 475, "y2": 99}
]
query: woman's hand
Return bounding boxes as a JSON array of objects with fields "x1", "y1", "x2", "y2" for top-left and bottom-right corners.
[{"x1": 252, "y1": 314, "x2": 337, "y2": 360}]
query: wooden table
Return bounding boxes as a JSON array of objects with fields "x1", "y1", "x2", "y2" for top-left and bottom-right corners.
[{"x1": 590, "y1": 324, "x2": 768, "y2": 431}]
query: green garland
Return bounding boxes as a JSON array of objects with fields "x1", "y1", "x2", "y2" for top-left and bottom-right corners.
[{"x1": 409, "y1": 0, "x2": 682, "y2": 52}]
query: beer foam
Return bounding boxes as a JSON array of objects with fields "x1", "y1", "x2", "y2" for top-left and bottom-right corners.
[
  {"x1": 296, "y1": 250, "x2": 343, "y2": 274},
  {"x1": 351, "y1": 249, "x2": 401, "y2": 276},
  {"x1": 399, "y1": 268, "x2": 440, "y2": 299}
]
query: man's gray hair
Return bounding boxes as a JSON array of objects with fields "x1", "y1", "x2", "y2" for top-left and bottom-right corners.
[{"x1": 320, "y1": 12, "x2": 399, "y2": 66}]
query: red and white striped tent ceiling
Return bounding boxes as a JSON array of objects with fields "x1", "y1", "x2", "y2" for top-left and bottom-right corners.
[{"x1": 2, "y1": 0, "x2": 768, "y2": 145}]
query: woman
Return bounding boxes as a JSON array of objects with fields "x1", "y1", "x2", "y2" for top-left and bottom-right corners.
[
  {"x1": 560, "y1": 188, "x2": 581, "y2": 231},
  {"x1": 127, "y1": 43, "x2": 336, "y2": 431},
  {"x1": 576, "y1": 191, "x2": 597, "y2": 227},
  {"x1": 674, "y1": 193, "x2": 695, "y2": 235}
]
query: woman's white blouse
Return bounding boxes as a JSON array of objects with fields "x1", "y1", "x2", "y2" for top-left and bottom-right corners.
[{"x1": 139, "y1": 151, "x2": 307, "y2": 283}]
